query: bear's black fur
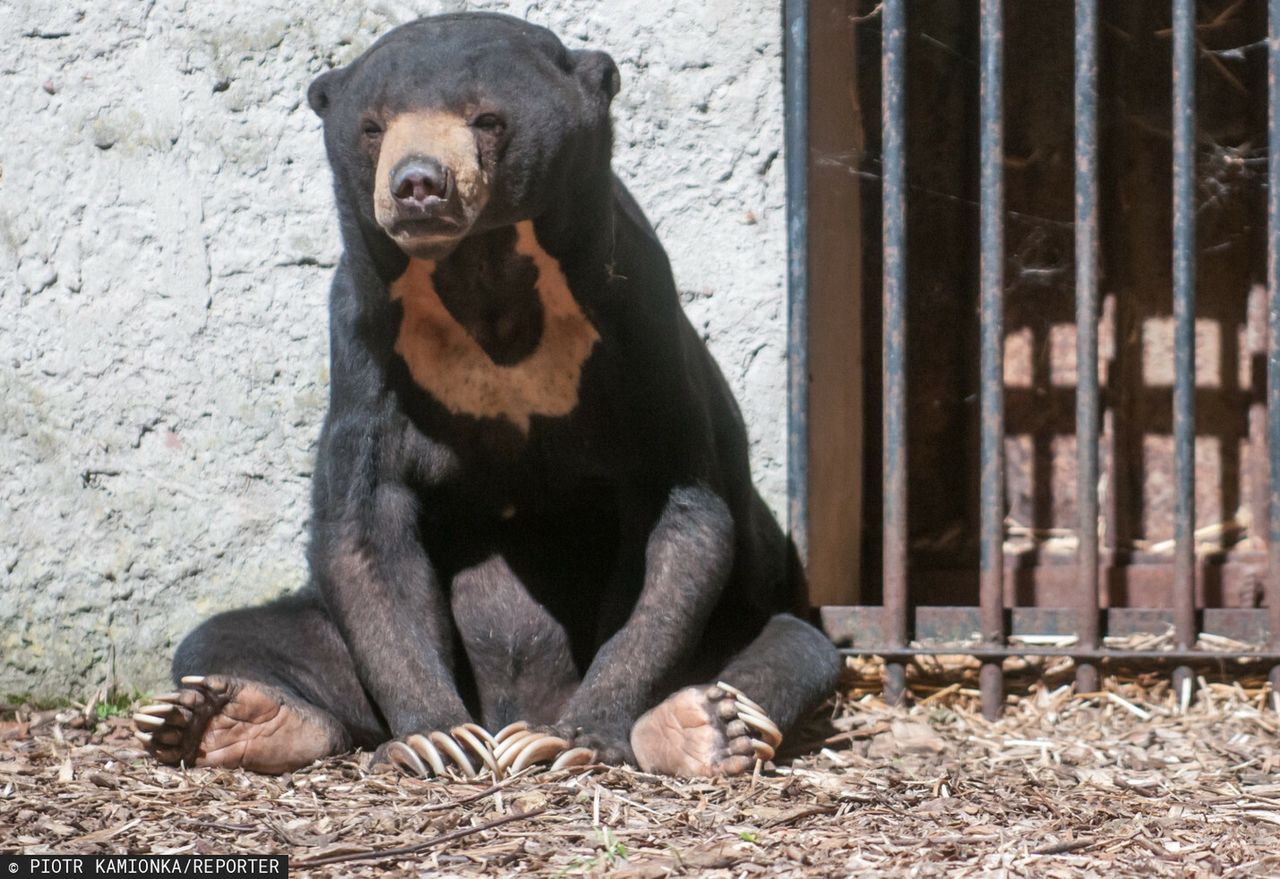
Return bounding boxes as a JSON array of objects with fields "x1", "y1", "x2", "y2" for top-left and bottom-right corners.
[{"x1": 173, "y1": 12, "x2": 840, "y2": 768}]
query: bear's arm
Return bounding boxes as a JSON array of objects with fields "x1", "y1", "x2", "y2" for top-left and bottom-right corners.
[
  {"x1": 307, "y1": 270, "x2": 473, "y2": 737},
  {"x1": 555, "y1": 481, "x2": 733, "y2": 758}
]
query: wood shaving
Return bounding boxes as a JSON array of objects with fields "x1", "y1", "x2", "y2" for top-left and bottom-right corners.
[{"x1": 4, "y1": 663, "x2": 1279, "y2": 877}]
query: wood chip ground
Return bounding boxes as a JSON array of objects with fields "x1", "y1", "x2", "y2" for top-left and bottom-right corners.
[{"x1": 4, "y1": 659, "x2": 1280, "y2": 877}]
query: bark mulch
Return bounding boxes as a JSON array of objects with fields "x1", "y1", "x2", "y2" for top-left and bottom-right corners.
[{"x1": 3, "y1": 663, "x2": 1280, "y2": 877}]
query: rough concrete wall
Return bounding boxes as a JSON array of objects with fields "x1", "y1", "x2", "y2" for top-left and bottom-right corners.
[{"x1": 0, "y1": 0, "x2": 788, "y2": 697}]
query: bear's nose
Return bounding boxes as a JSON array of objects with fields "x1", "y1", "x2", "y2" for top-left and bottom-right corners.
[{"x1": 391, "y1": 157, "x2": 453, "y2": 207}]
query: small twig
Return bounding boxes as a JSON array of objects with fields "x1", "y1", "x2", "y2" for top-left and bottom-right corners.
[
  {"x1": 765, "y1": 804, "x2": 839, "y2": 828},
  {"x1": 406, "y1": 778, "x2": 519, "y2": 812},
  {"x1": 1033, "y1": 837, "x2": 1097, "y2": 856},
  {"x1": 180, "y1": 819, "x2": 257, "y2": 833},
  {"x1": 852, "y1": 3, "x2": 882, "y2": 23},
  {"x1": 293, "y1": 808, "x2": 548, "y2": 868}
]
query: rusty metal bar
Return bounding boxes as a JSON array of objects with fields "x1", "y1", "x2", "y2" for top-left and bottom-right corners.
[
  {"x1": 1073, "y1": 0, "x2": 1101, "y2": 696},
  {"x1": 882, "y1": 0, "x2": 909, "y2": 705},
  {"x1": 1171, "y1": 0, "x2": 1198, "y2": 701},
  {"x1": 978, "y1": 0, "x2": 1005, "y2": 721},
  {"x1": 821, "y1": 605, "x2": 1275, "y2": 647},
  {"x1": 1269, "y1": 0, "x2": 1280, "y2": 712},
  {"x1": 783, "y1": 0, "x2": 810, "y2": 568},
  {"x1": 843, "y1": 647, "x2": 1280, "y2": 663}
]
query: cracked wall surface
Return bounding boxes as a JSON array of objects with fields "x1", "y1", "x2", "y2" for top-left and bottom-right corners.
[{"x1": 0, "y1": 0, "x2": 788, "y2": 697}]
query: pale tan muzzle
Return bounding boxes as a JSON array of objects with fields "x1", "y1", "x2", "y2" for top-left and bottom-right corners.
[{"x1": 374, "y1": 111, "x2": 491, "y2": 250}]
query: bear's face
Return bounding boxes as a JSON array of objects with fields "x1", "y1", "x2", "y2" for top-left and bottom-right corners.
[{"x1": 309, "y1": 14, "x2": 620, "y2": 261}]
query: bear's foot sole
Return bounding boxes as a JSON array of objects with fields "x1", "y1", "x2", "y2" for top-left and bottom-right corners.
[
  {"x1": 629, "y1": 682, "x2": 782, "y2": 778},
  {"x1": 133, "y1": 675, "x2": 342, "y2": 774}
]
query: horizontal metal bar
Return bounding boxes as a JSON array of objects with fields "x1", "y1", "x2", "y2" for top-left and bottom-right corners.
[
  {"x1": 821, "y1": 605, "x2": 1273, "y2": 647},
  {"x1": 842, "y1": 647, "x2": 1280, "y2": 663}
]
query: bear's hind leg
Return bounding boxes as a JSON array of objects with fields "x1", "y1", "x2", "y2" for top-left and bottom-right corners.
[
  {"x1": 629, "y1": 613, "x2": 839, "y2": 777},
  {"x1": 135, "y1": 590, "x2": 387, "y2": 773}
]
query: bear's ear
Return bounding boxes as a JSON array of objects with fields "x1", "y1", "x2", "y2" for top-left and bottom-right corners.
[
  {"x1": 308, "y1": 67, "x2": 349, "y2": 117},
  {"x1": 571, "y1": 50, "x2": 620, "y2": 104}
]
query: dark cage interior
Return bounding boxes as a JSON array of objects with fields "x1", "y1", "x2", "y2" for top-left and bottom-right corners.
[{"x1": 811, "y1": 0, "x2": 1273, "y2": 610}]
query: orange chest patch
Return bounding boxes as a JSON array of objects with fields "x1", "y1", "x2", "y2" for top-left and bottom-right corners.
[{"x1": 390, "y1": 221, "x2": 601, "y2": 433}]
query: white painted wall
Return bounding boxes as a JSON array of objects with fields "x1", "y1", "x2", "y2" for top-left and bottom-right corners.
[{"x1": 0, "y1": 0, "x2": 788, "y2": 696}]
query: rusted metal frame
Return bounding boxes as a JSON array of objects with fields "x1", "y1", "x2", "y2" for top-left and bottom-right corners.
[
  {"x1": 1074, "y1": 0, "x2": 1101, "y2": 696},
  {"x1": 1171, "y1": 0, "x2": 1198, "y2": 701},
  {"x1": 1268, "y1": 0, "x2": 1280, "y2": 711},
  {"x1": 783, "y1": 0, "x2": 810, "y2": 568},
  {"x1": 881, "y1": 0, "x2": 909, "y2": 705},
  {"x1": 978, "y1": 0, "x2": 1006, "y2": 720}
]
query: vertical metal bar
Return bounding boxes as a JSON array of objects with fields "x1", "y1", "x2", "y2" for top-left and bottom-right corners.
[
  {"x1": 882, "y1": 0, "x2": 909, "y2": 704},
  {"x1": 783, "y1": 0, "x2": 810, "y2": 569},
  {"x1": 1074, "y1": 0, "x2": 1101, "y2": 695},
  {"x1": 1267, "y1": 0, "x2": 1280, "y2": 711},
  {"x1": 978, "y1": 0, "x2": 1005, "y2": 721},
  {"x1": 1171, "y1": 0, "x2": 1198, "y2": 701}
]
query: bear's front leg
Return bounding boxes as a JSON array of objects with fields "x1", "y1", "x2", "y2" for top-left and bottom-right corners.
[
  {"x1": 553, "y1": 485, "x2": 734, "y2": 763},
  {"x1": 314, "y1": 468, "x2": 477, "y2": 769}
]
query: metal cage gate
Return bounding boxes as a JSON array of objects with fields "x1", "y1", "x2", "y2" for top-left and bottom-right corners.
[{"x1": 784, "y1": 0, "x2": 1280, "y2": 718}]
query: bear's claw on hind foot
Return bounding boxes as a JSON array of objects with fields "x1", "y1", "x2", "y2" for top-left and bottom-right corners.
[
  {"x1": 714, "y1": 681, "x2": 783, "y2": 750},
  {"x1": 385, "y1": 721, "x2": 594, "y2": 779}
]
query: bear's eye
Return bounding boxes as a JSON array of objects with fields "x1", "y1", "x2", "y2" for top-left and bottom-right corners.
[
  {"x1": 361, "y1": 118, "x2": 383, "y2": 139},
  {"x1": 471, "y1": 113, "x2": 505, "y2": 134}
]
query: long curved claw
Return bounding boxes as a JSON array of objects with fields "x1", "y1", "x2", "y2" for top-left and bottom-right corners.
[
  {"x1": 493, "y1": 729, "x2": 539, "y2": 763},
  {"x1": 389, "y1": 722, "x2": 595, "y2": 780},
  {"x1": 550, "y1": 747, "x2": 595, "y2": 770},
  {"x1": 390, "y1": 726, "x2": 504, "y2": 779},
  {"x1": 716, "y1": 681, "x2": 784, "y2": 752},
  {"x1": 507, "y1": 735, "x2": 570, "y2": 774},
  {"x1": 715, "y1": 681, "x2": 767, "y2": 718},
  {"x1": 452, "y1": 725, "x2": 499, "y2": 776},
  {"x1": 430, "y1": 730, "x2": 477, "y2": 778},
  {"x1": 494, "y1": 721, "x2": 530, "y2": 744},
  {"x1": 736, "y1": 709, "x2": 783, "y2": 749},
  {"x1": 387, "y1": 741, "x2": 431, "y2": 777},
  {"x1": 458, "y1": 722, "x2": 499, "y2": 750},
  {"x1": 405, "y1": 733, "x2": 448, "y2": 776},
  {"x1": 495, "y1": 731, "x2": 546, "y2": 773},
  {"x1": 132, "y1": 712, "x2": 167, "y2": 728}
]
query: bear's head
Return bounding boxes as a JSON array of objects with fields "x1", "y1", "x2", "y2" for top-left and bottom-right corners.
[{"x1": 308, "y1": 13, "x2": 620, "y2": 261}]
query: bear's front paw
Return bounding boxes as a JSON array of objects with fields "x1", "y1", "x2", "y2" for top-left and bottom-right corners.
[
  {"x1": 378, "y1": 723, "x2": 500, "y2": 779},
  {"x1": 545, "y1": 719, "x2": 635, "y2": 767}
]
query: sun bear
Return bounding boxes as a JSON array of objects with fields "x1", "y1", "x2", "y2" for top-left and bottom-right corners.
[{"x1": 133, "y1": 12, "x2": 840, "y2": 778}]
